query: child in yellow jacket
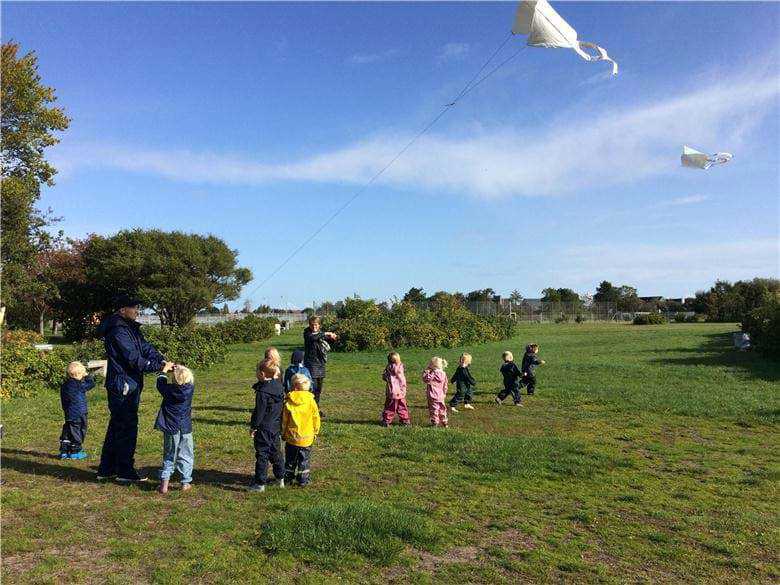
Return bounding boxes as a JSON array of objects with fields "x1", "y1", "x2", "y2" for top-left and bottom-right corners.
[{"x1": 282, "y1": 374, "x2": 321, "y2": 486}]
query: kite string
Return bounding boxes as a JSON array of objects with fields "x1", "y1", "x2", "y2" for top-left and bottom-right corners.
[
  {"x1": 455, "y1": 45, "x2": 528, "y2": 103},
  {"x1": 245, "y1": 32, "x2": 522, "y2": 300}
]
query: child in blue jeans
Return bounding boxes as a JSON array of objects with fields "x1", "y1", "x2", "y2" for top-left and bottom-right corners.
[{"x1": 155, "y1": 364, "x2": 195, "y2": 494}]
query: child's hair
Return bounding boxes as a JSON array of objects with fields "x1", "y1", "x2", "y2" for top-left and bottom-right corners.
[
  {"x1": 308, "y1": 315, "x2": 321, "y2": 326},
  {"x1": 290, "y1": 373, "x2": 311, "y2": 392},
  {"x1": 502, "y1": 350, "x2": 514, "y2": 362},
  {"x1": 67, "y1": 361, "x2": 87, "y2": 380},
  {"x1": 173, "y1": 366, "x2": 194, "y2": 385},
  {"x1": 256, "y1": 358, "x2": 279, "y2": 380},
  {"x1": 460, "y1": 353, "x2": 472, "y2": 366},
  {"x1": 527, "y1": 343, "x2": 539, "y2": 352},
  {"x1": 264, "y1": 347, "x2": 281, "y2": 366},
  {"x1": 428, "y1": 356, "x2": 448, "y2": 370},
  {"x1": 387, "y1": 351, "x2": 401, "y2": 365}
]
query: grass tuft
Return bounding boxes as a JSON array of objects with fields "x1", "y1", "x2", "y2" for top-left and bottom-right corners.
[{"x1": 258, "y1": 499, "x2": 442, "y2": 567}]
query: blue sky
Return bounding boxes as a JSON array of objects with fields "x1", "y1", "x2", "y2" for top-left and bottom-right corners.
[{"x1": 4, "y1": 1, "x2": 779, "y2": 308}]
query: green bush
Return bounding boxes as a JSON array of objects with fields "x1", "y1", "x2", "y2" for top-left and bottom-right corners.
[
  {"x1": 674, "y1": 312, "x2": 687, "y2": 323},
  {"x1": 211, "y1": 315, "x2": 277, "y2": 344},
  {"x1": 323, "y1": 298, "x2": 515, "y2": 351},
  {"x1": 633, "y1": 313, "x2": 667, "y2": 325},
  {"x1": 141, "y1": 325, "x2": 228, "y2": 369},
  {"x1": 742, "y1": 295, "x2": 780, "y2": 357},
  {"x1": 0, "y1": 331, "x2": 69, "y2": 399}
]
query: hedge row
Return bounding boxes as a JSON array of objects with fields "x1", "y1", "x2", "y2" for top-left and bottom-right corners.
[
  {"x1": 0, "y1": 315, "x2": 278, "y2": 400},
  {"x1": 322, "y1": 297, "x2": 516, "y2": 352},
  {"x1": 742, "y1": 295, "x2": 780, "y2": 357}
]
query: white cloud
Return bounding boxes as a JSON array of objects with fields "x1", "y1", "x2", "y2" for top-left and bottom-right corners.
[
  {"x1": 53, "y1": 72, "x2": 779, "y2": 198},
  {"x1": 436, "y1": 42, "x2": 471, "y2": 62},
  {"x1": 347, "y1": 49, "x2": 400, "y2": 65},
  {"x1": 659, "y1": 194, "x2": 709, "y2": 207}
]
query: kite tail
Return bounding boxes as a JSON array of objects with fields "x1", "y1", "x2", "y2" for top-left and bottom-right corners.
[{"x1": 574, "y1": 41, "x2": 618, "y2": 75}]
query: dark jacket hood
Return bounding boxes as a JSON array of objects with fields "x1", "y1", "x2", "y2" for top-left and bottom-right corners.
[
  {"x1": 253, "y1": 378, "x2": 284, "y2": 399},
  {"x1": 291, "y1": 349, "x2": 305, "y2": 364},
  {"x1": 97, "y1": 313, "x2": 135, "y2": 337}
]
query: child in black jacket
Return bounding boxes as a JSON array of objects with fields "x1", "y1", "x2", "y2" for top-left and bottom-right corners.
[
  {"x1": 59, "y1": 362, "x2": 96, "y2": 459},
  {"x1": 520, "y1": 344, "x2": 545, "y2": 395},
  {"x1": 248, "y1": 358, "x2": 285, "y2": 493},
  {"x1": 496, "y1": 351, "x2": 523, "y2": 406},
  {"x1": 450, "y1": 353, "x2": 476, "y2": 412}
]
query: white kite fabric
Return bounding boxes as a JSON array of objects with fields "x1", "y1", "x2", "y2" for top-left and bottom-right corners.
[
  {"x1": 681, "y1": 145, "x2": 734, "y2": 170},
  {"x1": 512, "y1": 0, "x2": 618, "y2": 75}
]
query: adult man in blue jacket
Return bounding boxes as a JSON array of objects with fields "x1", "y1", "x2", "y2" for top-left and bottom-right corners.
[{"x1": 96, "y1": 295, "x2": 173, "y2": 482}]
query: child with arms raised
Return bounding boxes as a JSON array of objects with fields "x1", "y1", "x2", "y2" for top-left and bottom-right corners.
[
  {"x1": 381, "y1": 352, "x2": 410, "y2": 427},
  {"x1": 155, "y1": 364, "x2": 195, "y2": 493},
  {"x1": 422, "y1": 357, "x2": 449, "y2": 427},
  {"x1": 59, "y1": 361, "x2": 96, "y2": 459}
]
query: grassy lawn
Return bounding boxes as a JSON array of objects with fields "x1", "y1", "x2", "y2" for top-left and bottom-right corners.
[{"x1": 2, "y1": 323, "x2": 778, "y2": 583}]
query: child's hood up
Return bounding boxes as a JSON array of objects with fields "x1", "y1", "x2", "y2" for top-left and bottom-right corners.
[{"x1": 286, "y1": 389, "x2": 312, "y2": 406}]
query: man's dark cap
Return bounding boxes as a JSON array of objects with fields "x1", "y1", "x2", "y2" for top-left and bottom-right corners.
[{"x1": 114, "y1": 293, "x2": 143, "y2": 309}]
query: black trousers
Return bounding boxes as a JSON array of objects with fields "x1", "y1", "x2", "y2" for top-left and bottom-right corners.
[
  {"x1": 312, "y1": 377, "x2": 325, "y2": 405},
  {"x1": 60, "y1": 414, "x2": 88, "y2": 454},
  {"x1": 98, "y1": 389, "x2": 141, "y2": 476},
  {"x1": 254, "y1": 430, "x2": 285, "y2": 484},
  {"x1": 450, "y1": 384, "x2": 474, "y2": 407},
  {"x1": 522, "y1": 374, "x2": 537, "y2": 395},
  {"x1": 497, "y1": 383, "x2": 521, "y2": 404},
  {"x1": 284, "y1": 444, "x2": 311, "y2": 485}
]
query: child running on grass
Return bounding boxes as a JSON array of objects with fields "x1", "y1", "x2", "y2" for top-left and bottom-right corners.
[
  {"x1": 248, "y1": 359, "x2": 286, "y2": 493},
  {"x1": 520, "y1": 344, "x2": 545, "y2": 395},
  {"x1": 449, "y1": 353, "x2": 476, "y2": 413},
  {"x1": 496, "y1": 351, "x2": 523, "y2": 406},
  {"x1": 422, "y1": 357, "x2": 449, "y2": 427},
  {"x1": 155, "y1": 364, "x2": 195, "y2": 493},
  {"x1": 381, "y1": 351, "x2": 410, "y2": 427},
  {"x1": 283, "y1": 349, "x2": 313, "y2": 392},
  {"x1": 282, "y1": 374, "x2": 321, "y2": 487},
  {"x1": 59, "y1": 361, "x2": 96, "y2": 460}
]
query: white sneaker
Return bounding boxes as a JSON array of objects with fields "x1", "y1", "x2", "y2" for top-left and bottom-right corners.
[
  {"x1": 451, "y1": 406, "x2": 459, "y2": 413},
  {"x1": 276, "y1": 478, "x2": 285, "y2": 488},
  {"x1": 464, "y1": 404, "x2": 475, "y2": 410}
]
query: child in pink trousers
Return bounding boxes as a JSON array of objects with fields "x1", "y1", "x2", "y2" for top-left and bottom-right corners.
[
  {"x1": 422, "y1": 357, "x2": 449, "y2": 427},
  {"x1": 381, "y1": 352, "x2": 410, "y2": 427}
]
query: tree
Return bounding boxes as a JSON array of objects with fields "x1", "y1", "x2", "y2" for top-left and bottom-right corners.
[
  {"x1": 594, "y1": 281, "x2": 619, "y2": 303},
  {"x1": 242, "y1": 299, "x2": 253, "y2": 313},
  {"x1": 509, "y1": 290, "x2": 523, "y2": 304},
  {"x1": 1, "y1": 42, "x2": 70, "y2": 329},
  {"x1": 616, "y1": 286, "x2": 641, "y2": 312},
  {"x1": 466, "y1": 288, "x2": 496, "y2": 302},
  {"x1": 254, "y1": 304, "x2": 271, "y2": 314},
  {"x1": 81, "y1": 229, "x2": 252, "y2": 327},
  {"x1": 402, "y1": 287, "x2": 427, "y2": 303},
  {"x1": 221, "y1": 303, "x2": 230, "y2": 315}
]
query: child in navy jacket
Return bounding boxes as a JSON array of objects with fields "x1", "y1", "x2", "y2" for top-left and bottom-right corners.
[
  {"x1": 248, "y1": 359, "x2": 286, "y2": 492},
  {"x1": 155, "y1": 364, "x2": 195, "y2": 494},
  {"x1": 496, "y1": 351, "x2": 523, "y2": 406},
  {"x1": 283, "y1": 349, "x2": 314, "y2": 392},
  {"x1": 520, "y1": 344, "x2": 545, "y2": 395},
  {"x1": 59, "y1": 362, "x2": 95, "y2": 459}
]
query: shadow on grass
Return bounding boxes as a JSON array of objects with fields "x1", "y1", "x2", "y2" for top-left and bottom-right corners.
[
  {"x1": 191, "y1": 417, "x2": 246, "y2": 427},
  {"x1": 3, "y1": 452, "x2": 251, "y2": 492},
  {"x1": 194, "y1": 405, "x2": 251, "y2": 413},
  {"x1": 2, "y1": 448, "x2": 61, "y2": 460},
  {"x1": 650, "y1": 332, "x2": 779, "y2": 382}
]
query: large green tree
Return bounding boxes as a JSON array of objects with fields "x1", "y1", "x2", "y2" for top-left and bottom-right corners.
[
  {"x1": 1, "y1": 42, "x2": 70, "y2": 329},
  {"x1": 81, "y1": 229, "x2": 252, "y2": 327}
]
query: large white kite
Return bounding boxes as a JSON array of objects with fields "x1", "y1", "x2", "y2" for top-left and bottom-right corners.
[
  {"x1": 681, "y1": 145, "x2": 734, "y2": 170},
  {"x1": 512, "y1": 0, "x2": 618, "y2": 75}
]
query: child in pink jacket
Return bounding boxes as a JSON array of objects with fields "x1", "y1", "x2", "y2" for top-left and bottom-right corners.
[
  {"x1": 381, "y1": 352, "x2": 410, "y2": 427},
  {"x1": 422, "y1": 357, "x2": 449, "y2": 427}
]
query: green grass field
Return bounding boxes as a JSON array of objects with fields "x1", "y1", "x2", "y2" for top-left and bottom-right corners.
[{"x1": 3, "y1": 323, "x2": 778, "y2": 584}]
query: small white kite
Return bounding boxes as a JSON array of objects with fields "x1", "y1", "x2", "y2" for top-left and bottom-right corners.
[
  {"x1": 512, "y1": 0, "x2": 618, "y2": 75},
  {"x1": 681, "y1": 145, "x2": 733, "y2": 170}
]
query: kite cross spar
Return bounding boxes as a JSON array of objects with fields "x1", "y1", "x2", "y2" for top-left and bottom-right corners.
[{"x1": 244, "y1": 1, "x2": 618, "y2": 298}]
